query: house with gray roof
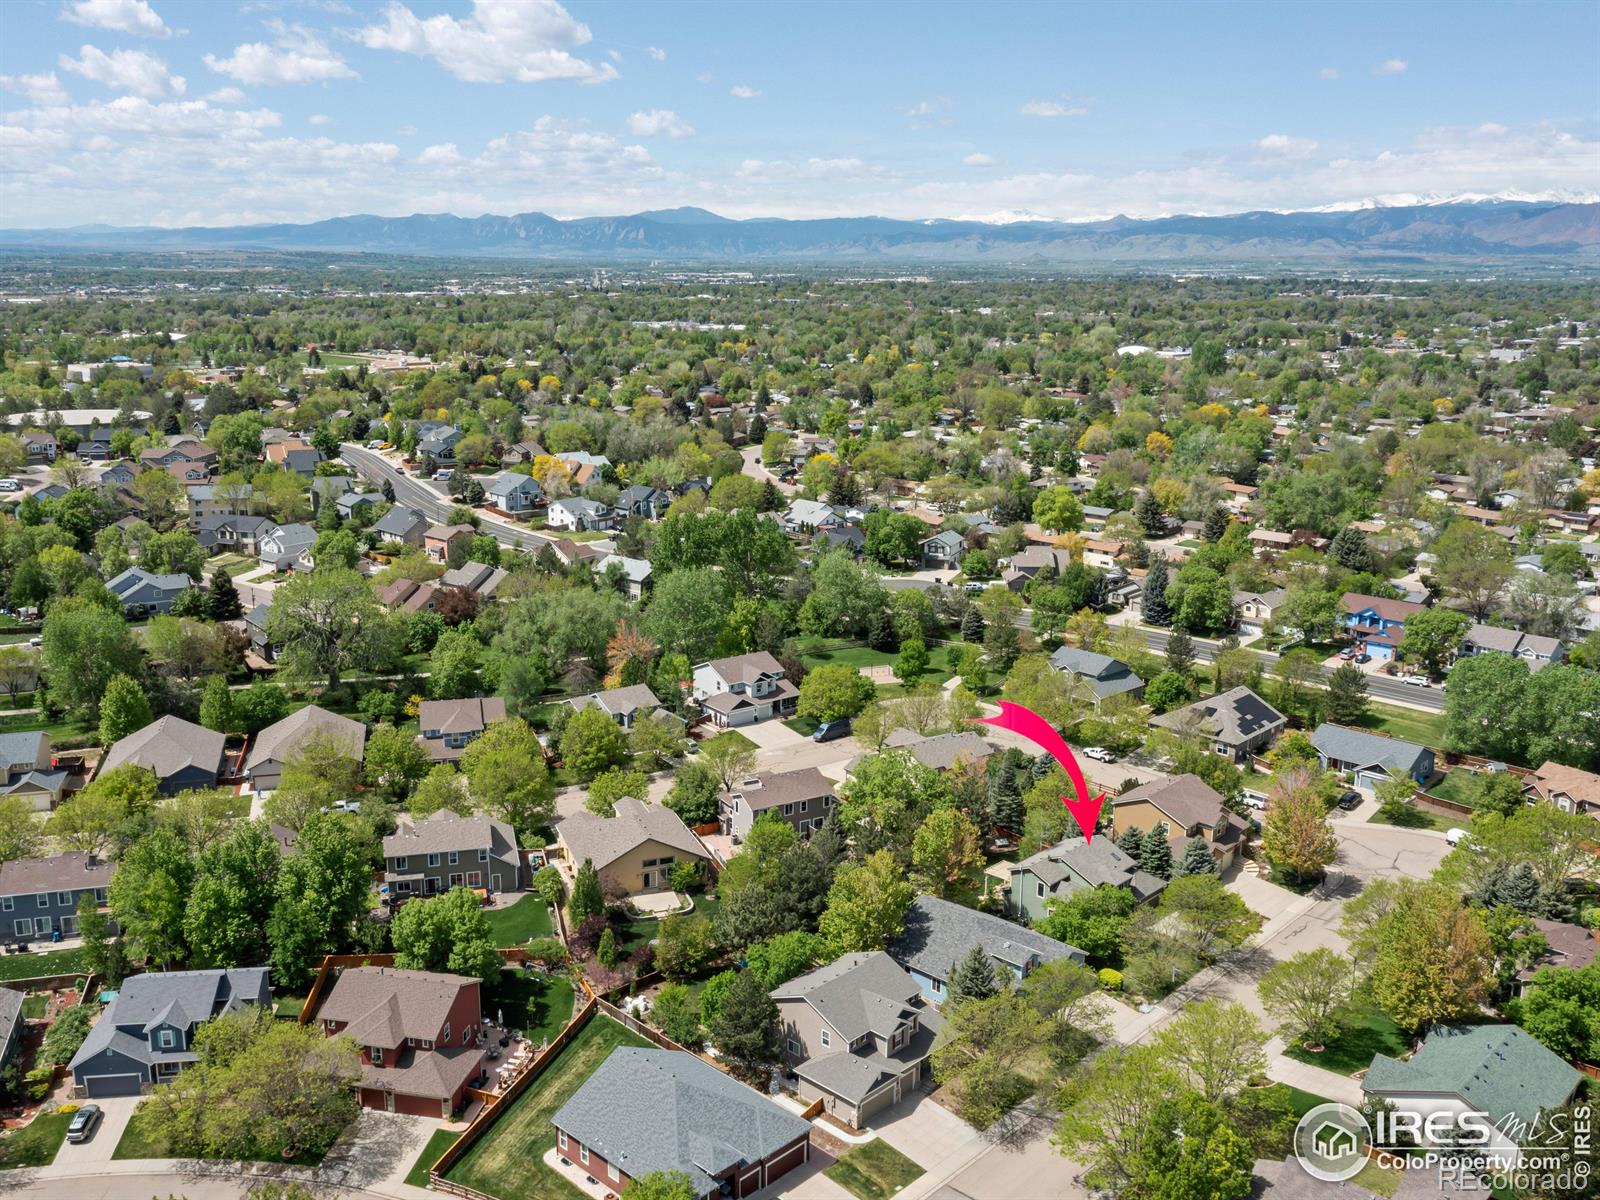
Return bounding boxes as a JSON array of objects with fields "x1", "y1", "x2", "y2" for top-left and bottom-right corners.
[
  {"x1": 889, "y1": 894, "x2": 1085, "y2": 1006},
  {"x1": 616, "y1": 483, "x2": 669, "y2": 520},
  {"x1": 1048, "y1": 646, "x2": 1145, "y2": 708},
  {"x1": 101, "y1": 715, "x2": 226, "y2": 795},
  {"x1": 193, "y1": 512, "x2": 272, "y2": 555},
  {"x1": 1365, "y1": 1024, "x2": 1582, "y2": 1171},
  {"x1": 552, "y1": 1047, "x2": 812, "y2": 1199},
  {"x1": 484, "y1": 471, "x2": 543, "y2": 513},
  {"x1": 257, "y1": 522, "x2": 317, "y2": 571},
  {"x1": 718, "y1": 766, "x2": 836, "y2": 841},
  {"x1": 416, "y1": 696, "x2": 505, "y2": 761},
  {"x1": 1009, "y1": 836, "x2": 1167, "y2": 921},
  {"x1": 105, "y1": 566, "x2": 192, "y2": 616},
  {"x1": 70, "y1": 967, "x2": 270, "y2": 1097},
  {"x1": 920, "y1": 529, "x2": 968, "y2": 569},
  {"x1": 0, "y1": 851, "x2": 114, "y2": 941},
  {"x1": 690, "y1": 652, "x2": 798, "y2": 728},
  {"x1": 847, "y1": 730, "x2": 994, "y2": 776},
  {"x1": 370, "y1": 505, "x2": 430, "y2": 547},
  {"x1": 382, "y1": 809, "x2": 522, "y2": 899},
  {"x1": 555, "y1": 797, "x2": 709, "y2": 896},
  {"x1": 1112, "y1": 773, "x2": 1249, "y2": 871},
  {"x1": 592, "y1": 553, "x2": 653, "y2": 599},
  {"x1": 1147, "y1": 685, "x2": 1286, "y2": 762},
  {"x1": 1458, "y1": 623, "x2": 1566, "y2": 669},
  {"x1": 1234, "y1": 587, "x2": 1289, "y2": 635},
  {"x1": 547, "y1": 497, "x2": 615, "y2": 532},
  {"x1": 773, "y1": 951, "x2": 942, "y2": 1128},
  {"x1": 439, "y1": 560, "x2": 508, "y2": 598},
  {"x1": 0, "y1": 731, "x2": 60, "y2": 811},
  {"x1": 416, "y1": 424, "x2": 461, "y2": 462},
  {"x1": 1311, "y1": 723, "x2": 1434, "y2": 789},
  {"x1": 335, "y1": 491, "x2": 385, "y2": 522},
  {"x1": 0, "y1": 988, "x2": 22, "y2": 1071},
  {"x1": 566, "y1": 684, "x2": 664, "y2": 730},
  {"x1": 244, "y1": 705, "x2": 366, "y2": 794}
]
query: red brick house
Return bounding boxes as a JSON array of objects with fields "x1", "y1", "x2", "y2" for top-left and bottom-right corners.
[{"x1": 316, "y1": 966, "x2": 485, "y2": 1117}]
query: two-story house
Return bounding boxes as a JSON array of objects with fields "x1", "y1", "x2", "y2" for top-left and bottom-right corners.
[
  {"x1": 591, "y1": 553, "x2": 653, "y2": 600},
  {"x1": 416, "y1": 424, "x2": 462, "y2": 463},
  {"x1": 1233, "y1": 587, "x2": 1288, "y2": 636},
  {"x1": 773, "y1": 952, "x2": 942, "y2": 1128},
  {"x1": 1523, "y1": 762, "x2": 1600, "y2": 819},
  {"x1": 690, "y1": 652, "x2": 798, "y2": 728},
  {"x1": 888, "y1": 895, "x2": 1085, "y2": 1005},
  {"x1": 316, "y1": 966, "x2": 485, "y2": 1117},
  {"x1": 615, "y1": 484, "x2": 669, "y2": 520},
  {"x1": 1146, "y1": 686, "x2": 1286, "y2": 762},
  {"x1": 0, "y1": 731, "x2": 69, "y2": 811},
  {"x1": 1458, "y1": 623, "x2": 1566, "y2": 669},
  {"x1": 415, "y1": 696, "x2": 506, "y2": 761},
  {"x1": 919, "y1": 529, "x2": 968, "y2": 570},
  {"x1": 193, "y1": 513, "x2": 272, "y2": 556},
  {"x1": 0, "y1": 851, "x2": 113, "y2": 941},
  {"x1": 424, "y1": 523, "x2": 474, "y2": 563},
  {"x1": 1111, "y1": 774, "x2": 1249, "y2": 871},
  {"x1": 484, "y1": 471, "x2": 543, "y2": 513},
  {"x1": 105, "y1": 567, "x2": 193, "y2": 616},
  {"x1": 70, "y1": 967, "x2": 270, "y2": 1097},
  {"x1": 1008, "y1": 836, "x2": 1167, "y2": 921},
  {"x1": 258, "y1": 522, "x2": 317, "y2": 571},
  {"x1": 370, "y1": 506, "x2": 431, "y2": 548},
  {"x1": 1341, "y1": 592, "x2": 1425, "y2": 662},
  {"x1": 554, "y1": 797, "x2": 710, "y2": 897},
  {"x1": 546, "y1": 498, "x2": 615, "y2": 532},
  {"x1": 383, "y1": 809, "x2": 523, "y2": 898},
  {"x1": 719, "y1": 767, "x2": 836, "y2": 841}
]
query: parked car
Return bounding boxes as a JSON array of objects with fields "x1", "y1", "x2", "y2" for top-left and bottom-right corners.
[
  {"x1": 66, "y1": 1105, "x2": 103, "y2": 1144},
  {"x1": 1242, "y1": 789, "x2": 1269, "y2": 810},
  {"x1": 1337, "y1": 790, "x2": 1363, "y2": 810},
  {"x1": 1446, "y1": 827, "x2": 1469, "y2": 847},
  {"x1": 1402, "y1": 674, "x2": 1431, "y2": 687},
  {"x1": 432, "y1": 469, "x2": 454, "y2": 482},
  {"x1": 1354, "y1": 653, "x2": 1371, "y2": 664},
  {"x1": 366, "y1": 439, "x2": 384, "y2": 449},
  {"x1": 1338, "y1": 646, "x2": 1355, "y2": 660},
  {"x1": 813, "y1": 718, "x2": 852, "y2": 743},
  {"x1": 0, "y1": 480, "x2": 19, "y2": 493},
  {"x1": 964, "y1": 581, "x2": 987, "y2": 593},
  {"x1": 1082, "y1": 746, "x2": 1116, "y2": 763}
]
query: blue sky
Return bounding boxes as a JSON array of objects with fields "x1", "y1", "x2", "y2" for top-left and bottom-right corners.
[{"x1": 1, "y1": 0, "x2": 1596, "y2": 228}]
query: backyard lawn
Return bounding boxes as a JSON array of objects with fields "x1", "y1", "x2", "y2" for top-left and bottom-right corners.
[
  {"x1": 824, "y1": 1138, "x2": 926, "y2": 1200},
  {"x1": 1282, "y1": 1004, "x2": 1410, "y2": 1076},
  {"x1": 445, "y1": 1015, "x2": 654, "y2": 1200},
  {"x1": 1425, "y1": 771, "x2": 1482, "y2": 809},
  {"x1": 21, "y1": 993, "x2": 47, "y2": 1018},
  {"x1": 485, "y1": 895, "x2": 554, "y2": 945},
  {"x1": 203, "y1": 553, "x2": 258, "y2": 578},
  {"x1": 404, "y1": 1127, "x2": 460, "y2": 1188},
  {"x1": 1354, "y1": 702, "x2": 1446, "y2": 748},
  {"x1": 482, "y1": 969, "x2": 576, "y2": 1046},
  {"x1": 0, "y1": 1112, "x2": 69, "y2": 1169},
  {"x1": 0, "y1": 947, "x2": 87, "y2": 983},
  {"x1": 616, "y1": 892, "x2": 722, "y2": 954},
  {"x1": 794, "y1": 637, "x2": 962, "y2": 685}
]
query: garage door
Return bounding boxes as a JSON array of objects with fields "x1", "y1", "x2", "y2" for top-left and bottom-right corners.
[
  {"x1": 85, "y1": 1073, "x2": 142, "y2": 1097},
  {"x1": 765, "y1": 1141, "x2": 807, "y2": 1183}
]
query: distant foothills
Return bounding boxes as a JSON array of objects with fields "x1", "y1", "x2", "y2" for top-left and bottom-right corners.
[{"x1": 2, "y1": 199, "x2": 1597, "y2": 265}]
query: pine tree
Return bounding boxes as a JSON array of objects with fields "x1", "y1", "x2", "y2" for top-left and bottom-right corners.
[
  {"x1": 568, "y1": 857, "x2": 604, "y2": 924},
  {"x1": 1141, "y1": 558, "x2": 1172, "y2": 627},
  {"x1": 1139, "y1": 823, "x2": 1174, "y2": 880},
  {"x1": 960, "y1": 606, "x2": 985, "y2": 642},
  {"x1": 381, "y1": 478, "x2": 396, "y2": 502},
  {"x1": 1203, "y1": 505, "x2": 1229, "y2": 542},
  {"x1": 1116, "y1": 826, "x2": 1146, "y2": 858},
  {"x1": 1325, "y1": 663, "x2": 1370, "y2": 724},
  {"x1": 1329, "y1": 526, "x2": 1372, "y2": 572},
  {"x1": 1175, "y1": 837, "x2": 1217, "y2": 877},
  {"x1": 1028, "y1": 753, "x2": 1054, "y2": 784},
  {"x1": 946, "y1": 944, "x2": 998, "y2": 1005},
  {"x1": 1135, "y1": 489, "x2": 1165, "y2": 536},
  {"x1": 597, "y1": 927, "x2": 619, "y2": 968},
  {"x1": 208, "y1": 569, "x2": 243, "y2": 621},
  {"x1": 1165, "y1": 628, "x2": 1195, "y2": 677},
  {"x1": 988, "y1": 768, "x2": 1022, "y2": 834}
]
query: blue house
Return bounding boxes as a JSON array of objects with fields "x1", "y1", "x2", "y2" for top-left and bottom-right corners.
[
  {"x1": 1340, "y1": 592, "x2": 1425, "y2": 662},
  {"x1": 888, "y1": 895, "x2": 1084, "y2": 1005},
  {"x1": 105, "y1": 567, "x2": 192, "y2": 616}
]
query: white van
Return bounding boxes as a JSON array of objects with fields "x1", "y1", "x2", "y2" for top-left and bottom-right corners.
[
  {"x1": 0, "y1": 480, "x2": 19, "y2": 493},
  {"x1": 1445, "y1": 827, "x2": 1469, "y2": 847}
]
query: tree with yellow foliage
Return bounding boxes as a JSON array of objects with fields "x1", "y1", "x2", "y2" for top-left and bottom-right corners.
[{"x1": 1144, "y1": 431, "x2": 1174, "y2": 459}]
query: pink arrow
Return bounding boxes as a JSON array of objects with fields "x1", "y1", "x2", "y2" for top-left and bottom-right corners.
[{"x1": 972, "y1": 701, "x2": 1107, "y2": 845}]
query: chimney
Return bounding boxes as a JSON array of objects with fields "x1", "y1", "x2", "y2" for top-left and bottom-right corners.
[{"x1": 85, "y1": 853, "x2": 96, "y2": 869}]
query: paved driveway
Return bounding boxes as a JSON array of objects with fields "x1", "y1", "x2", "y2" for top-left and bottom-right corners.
[
  {"x1": 739, "y1": 719, "x2": 809, "y2": 752},
  {"x1": 929, "y1": 1135, "x2": 1093, "y2": 1200},
  {"x1": 49, "y1": 1095, "x2": 138, "y2": 1167},
  {"x1": 875, "y1": 1094, "x2": 980, "y2": 1168}
]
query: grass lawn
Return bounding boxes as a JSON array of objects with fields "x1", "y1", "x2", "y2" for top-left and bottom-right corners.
[
  {"x1": 404, "y1": 1127, "x2": 460, "y2": 1188},
  {"x1": 483, "y1": 970, "x2": 576, "y2": 1046},
  {"x1": 0, "y1": 1112, "x2": 70, "y2": 1168},
  {"x1": 824, "y1": 1138, "x2": 926, "y2": 1200},
  {"x1": 0, "y1": 946, "x2": 87, "y2": 982},
  {"x1": 702, "y1": 729, "x2": 757, "y2": 754},
  {"x1": 1282, "y1": 1005, "x2": 1410, "y2": 1076},
  {"x1": 1425, "y1": 771, "x2": 1482, "y2": 809},
  {"x1": 485, "y1": 895, "x2": 554, "y2": 945},
  {"x1": 114, "y1": 1103, "x2": 332, "y2": 1165},
  {"x1": 1260, "y1": 1082, "x2": 1334, "y2": 1119},
  {"x1": 1355, "y1": 702, "x2": 1446, "y2": 748},
  {"x1": 0, "y1": 710, "x2": 96, "y2": 747},
  {"x1": 21, "y1": 993, "x2": 47, "y2": 1018},
  {"x1": 274, "y1": 991, "x2": 310, "y2": 1020},
  {"x1": 794, "y1": 637, "x2": 961, "y2": 685},
  {"x1": 204, "y1": 553, "x2": 258, "y2": 578},
  {"x1": 785, "y1": 714, "x2": 822, "y2": 736},
  {"x1": 616, "y1": 892, "x2": 723, "y2": 954},
  {"x1": 446, "y1": 1015, "x2": 654, "y2": 1200},
  {"x1": 1368, "y1": 805, "x2": 1459, "y2": 833},
  {"x1": 1351, "y1": 1159, "x2": 1402, "y2": 1198}
]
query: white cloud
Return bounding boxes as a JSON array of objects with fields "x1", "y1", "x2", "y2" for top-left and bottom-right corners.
[
  {"x1": 608, "y1": 50, "x2": 622, "y2": 63},
  {"x1": 626, "y1": 109, "x2": 694, "y2": 139},
  {"x1": 647, "y1": 46, "x2": 666, "y2": 61},
  {"x1": 358, "y1": 0, "x2": 617, "y2": 85},
  {"x1": 1257, "y1": 133, "x2": 1319, "y2": 159},
  {"x1": 204, "y1": 27, "x2": 356, "y2": 86},
  {"x1": 0, "y1": 72, "x2": 69, "y2": 107},
  {"x1": 309, "y1": 113, "x2": 331, "y2": 126},
  {"x1": 397, "y1": 124, "x2": 417, "y2": 135},
  {"x1": 417, "y1": 142, "x2": 461, "y2": 165},
  {"x1": 899, "y1": 100, "x2": 934, "y2": 117},
  {"x1": 62, "y1": 0, "x2": 170, "y2": 38},
  {"x1": 205, "y1": 86, "x2": 246, "y2": 105},
  {"x1": 1375, "y1": 58, "x2": 1408, "y2": 75},
  {"x1": 729, "y1": 84, "x2": 761, "y2": 99},
  {"x1": 1475, "y1": 122, "x2": 1508, "y2": 137},
  {"x1": 1020, "y1": 98, "x2": 1087, "y2": 118},
  {"x1": 963, "y1": 152, "x2": 994, "y2": 167},
  {"x1": 735, "y1": 157, "x2": 878, "y2": 181},
  {"x1": 1318, "y1": 67, "x2": 1339, "y2": 81},
  {"x1": 59, "y1": 45, "x2": 184, "y2": 98}
]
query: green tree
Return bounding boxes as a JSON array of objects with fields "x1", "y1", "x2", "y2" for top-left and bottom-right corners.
[
  {"x1": 0, "y1": 793, "x2": 45, "y2": 863},
  {"x1": 1257, "y1": 948, "x2": 1356, "y2": 1046},
  {"x1": 1140, "y1": 557, "x2": 1171, "y2": 627},
  {"x1": 558, "y1": 706, "x2": 630, "y2": 782},
  {"x1": 642, "y1": 568, "x2": 728, "y2": 661},
  {"x1": 1143, "y1": 671, "x2": 1192, "y2": 714},
  {"x1": 894, "y1": 638, "x2": 929, "y2": 684},
  {"x1": 1151, "y1": 998, "x2": 1269, "y2": 1103},
  {"x1": 649, "y1": 986, "x2": 701, "y2": 1048},
  {"x1": 1138, "y1": 824, "x2": 1174, "y2": 880},
  {"x1": 947, "y1": 944, "x2": 998, "y2": 1005},
  {"x1": 390, "y1": 887, "x2": 501, "y2": 983},
  {"x1": 1157, "y1": 874, "x2": 1261, "y2": 962},
  {"x1": 266, "y1": 813, "x2": 378, "y2": 988},
  {"x1": 1443, "y1": 651, "x2": 1530, "y2": 761},
  {"x1": 836, "y1": 749, "x2": 950, "y2": 861},
  {"x1": 1328, "y1": 526, "x2": 1372, "y2": 572},
  {"x1": 461, "y1": 716, "x2": 556, "y2": 836},
  {"x1": 1036, "y1": 885, "x2": 1135, "y2": 962},
  {"x1": 1123, "y1": 1093, "x2": 1255, "y2": 1200},
  {"x1": 584, "y1": 767, "x2": 649, "y2": 816},
  {"x1": 1398, "y1": 608, "x2": 1469, "y2": 678},
  {"x1": 1507, "y1": 964, "x2": 1600, "y2": 1063},
  {"x1": 46, "y1": 764, "x2": 159, "y2": 855},
  {"x1": 109, "y1": 824, "x2": 195, "y2": 967},
  {"x1": 1175, "y1": 837, "x2": 1217, "y2": 877},
  {"x1": 818, "y1": 850, "x2": 915, "y2": 955},
  {"x1": 911, "y1": 808, "x2": 983, "y2": 897},
  {"x1": 40, "y1": 597, "x2": 144, "y2": 719},
  {"x1": 705, "y1": 968, "x2": 782, "y2": 1079},
  {"x1": 198, "y1": 674, "x2": 238, "y2": 734},
  {"x1": 1369, "y1": 883, "x2": 1494, "y2": 1033},
  {"x1": 265, "y1": 734, "x2": 363, "y2": 832},
  {"x1": 427, "y1": 628, "x2": 482, "y2": 699},
  {"x1": 208, "y1": 568, "x2": 244, "y2": 621},
  {"x1": 363, "y1": 723, "x2": 432, "y2": 803},
  {"x1": 568, "y1": 857, "x2": 603, "y2": 924},
  {"x1": 1323, "y1": 661, "x2": 1369, "y2": 723},
  {"x1": 1430, "y1": 521, "x2": 1514, "y2": 619},
  {"x1": 796, "y1": 663, "x2": 874, "y2": 723},
  {"x1": 267, "y1": 568, "x2": 396, "y2": 691},
  {"x1": 743, "y1": 930, "x2": 825, "y2": 988},
  {"x1": 1032, "y1": 486, "x2": 1084, "y2": 534},
  {"x1": 1260, "y1": 768, "x2": 1337, "y2": 885},
  {"x1": 663, "y1": 762, "x2": 721, "y2": 826},
  {"x1": 184, "y1": 822, "x2": 281, "y2": 969}
]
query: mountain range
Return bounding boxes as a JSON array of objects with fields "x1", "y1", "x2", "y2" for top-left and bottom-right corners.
[{"x1": 3, "y1": 200, "x2": 1597, "y2": 265}]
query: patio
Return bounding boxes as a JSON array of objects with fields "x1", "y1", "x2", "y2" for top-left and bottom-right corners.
[{"x1": 626, "y1": 890, "x2": 688, "y2": 917}]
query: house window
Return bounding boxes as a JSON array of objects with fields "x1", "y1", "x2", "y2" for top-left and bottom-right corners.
[
  {"x1": 467, "y1": 872, "x2": 481, "y2": 887},
  {"x1": 427, "y1": 853, "x2": 440, "y2": 867},
  {"x1": 931, "y1": 978, "x2": 943, "y2": 994},
  {"x1": 783, "y1": 803, "x2": 793, "y2": 816},
  {"x1": 157, "y1": 1029, "x2": 176, "y2": 1050},
  {"x1": 463, "y1": 1026, "x2": 472, "y2": 1045},
  {"x1": 56, "y1": 891, "x2": 71, "y2": 906},
  {"x1": 395, "y1": 856, "x2": 408, "y2": 870},
  {"x1": 448, "y1": 851, "x2": 459, "y2": 865},
  {"x1": 34, "y1": 916, "x2": 49, "y2": 934},
  {"x1": 371, "y1": 1046, "x2": 383, "y2": 1066},
  {"x1": 478, "y1": 849, "x2": 489, "y2": 862},
  {"x1": 799, "y1": 800, "x2": 808, "y2": 813},
  {"x1": 787, "y1": 1039, "x2": 801, "y2": 1056},
  {"x1": 13, "y1": 919, "x2": 30, "y2": 936},
  {"x1": 442, "y1": 1023, "x2": 451, "y2": 1043},
  {"x1": 0, "y1": 897, "x2": 10, "y2": 912},
  {"x1": 558, "y1": 1131, "x2": 568, "y2": 1151},
  {"x1": 422, "y1": 1039, "x2": 432, "y2": 1050},
  {"x1": 579, "y1": 1145, "x2": 589, "y2": 1166},
  {"x1": 819, "y1": 1030, "x2": 830, "y2": 1048},
  {"x1": 1036, "y1": 881, "x2": 1045, "y2": 898},
  {"x1": 35, "y1": 894, "x2": 48, "y2": 909}
]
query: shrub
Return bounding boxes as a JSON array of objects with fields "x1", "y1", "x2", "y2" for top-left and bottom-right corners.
[
  {"x1": 41, "y1": 1005, "x2": 92, "y2": 1066},
  {"x1": 669, "y1": 859, "x2": 706, "y2": 891},
  {"x1": 25, "y1": 1065, "x2": 52, "y2": 1102},
  {"x1": 56, "y1": 1103, "x2": 79, "y2": 1115},
  {"x1": 1098, "y1": 968, "x2": 1123, "y2": 991},
  {"x1": 570, "y1": 913, "x2": 609, "y2": 959},
  {"x1": 1377, "y1": 799, "x2": 1433, "y2": 828},
  {"x1": 524, "y1": 937, "x2": 567, "y2": 963}
]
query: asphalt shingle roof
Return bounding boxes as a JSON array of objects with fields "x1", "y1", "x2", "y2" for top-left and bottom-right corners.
[
  {"x1": 1364, "y1": 1024, "x2": 1580, "y2": 1132},
  {"x1": 383, "y1": 809, "x2": 516, "y2": 860},
  {"x1": 0, "y1": 851, "x2": 113, "y2": 898},
  {"x1": 1310, "y1": 723, "x2": 1430, "y2": 777},
  {"x1": 101, "y1": 715, "x2": 225, "y2": 783},
  {"x1": 890, "y1": 895, "x2": 1084, "y2": 981},
  {"x1": 70, "y1": 968, "x2": 269, "y2": 1071},
  {"x1": 555, "y1": 797, "x2": 707, "y2": 872},
  {"x1": 1012, "y1": 837, "x2": 1167, "y2": 902},
  {"x1": 317, "y1": 966, "x2": 479, "y2": 1049},
  {"x1": 245, "y1": 705, "x2": 366, "y2": 774}
]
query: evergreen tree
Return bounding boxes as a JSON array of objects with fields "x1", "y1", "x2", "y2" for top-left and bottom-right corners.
[
  {"x1": 1176, "y1": 837, "x2": 1217, "y2": 877},
  {"x1": 1138, "y1": 823, "x2": 1174, "y2": 880},
  {"x1": 988, "y1": 767, "x2": 1022, "y2": 834},
  {"x1": 568, "y1": 857, "x2": 604, "y2": 924},
  {"x1": 381, "y1": 478, "x2": 396, "y2": 502},
  {"x1": 208, "y1": 569, "x2": 243, "y2": 621},
  {"x1": 1141, "y1": 558, "x2": 1172, "y2": 627},
  {"x1": 1134, "y1": 489, "x2": 1166, "y2": 536},
  {"x1": 1165, "y1": 628, "x2": 1195, "y2": 677},
  {"x1": 705, "y1": 969, "x2": 782, "y2": 1078},
  {"x1": 866, "y1": 608, "x2": 898, "y2": 652},
  {"x1": 960, "y1": 605, "x2": 985, "y2": 642},
  {"x1": 1329, "y1": 526, "x2": 1373, "y2": 572},
  {"x1": 1116, "y1": 826, "x2": 1146, "y2": 858},
  {"x1": 1202, "y1": 505, "x2": 1229, "y2": 542},
  {"x1": 597, "y1": 927, "x2": 619, "y2": 968},
  {"x1": 946, "y1": 944, "x2": 998, "y2": 1005},
  {"x1": 1324, "y1": 662, "x2": 1370, "y2": 724}
]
